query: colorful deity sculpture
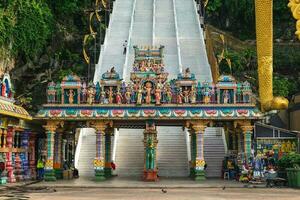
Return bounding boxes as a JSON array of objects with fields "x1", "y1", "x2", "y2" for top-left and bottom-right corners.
[
  {"x1": 115, "y1": 89, "x2": 123, "y2": 105},
  {"x1": 210, "y1": 83, "x2": 216, "y2": 103},
  {"x1": 190, "y1": 86, "x2": 197, "y2": 104},
  {"x1": 67, "y1": 89, "x2": 75, "y2": 104},
  {"x1": 154, "y1": 85, "x2": 161, "y2": 105},
  {"x1": 236, "y1": 83, "x2": 243, "y2": 103},
  {"x1": 55, "y1": 82, "x2": 62, "y2": 103},
  {"x1": 165, "y1": 85, "x2": 173, "y2": 104},
  {"x1": 177, "y1": 89, "x2": 183, "y2": 104},
  {"x1": 144, "y1": 82, "x2": 153, "y2": 104},
  {"x1": 223, "y1": 90, "x2": 230, "y2": 104},
  {"x1": 125, "y1": 87, "x2": 132, "y2": 104},
  {"x1": 47, "y1": 81, "x2": 56, "y2": 103},
  {"x1": 81, "y1": 82, "x2": 87, "y2": 103},
  {"x1": 202, "y1": 81, "x2": 211, "y2": 104},
  {"x1": 183, "y1": 87, "x2": 190, "y2": 103},
  {"x1": 95, "y1": 82, "x2": 101, "y2": 103},
  {"x1": 146, "y1": 137, "x2": 155, "y2": 170},
  {"x1": 107, "y1": 87, "x2": 114, "y2": 104},
  {"x1": 87, "y1": 85, "x2": 96, "y2": 105},
  {"x1": 136, "y1": 86, "x2": 143, "y2": 105},
  {"x1": 242, "y1": 81, "x2": 252, "y2": 103},
  {"x1": 100, "y1": 88, "x2": 106, "y2": 104}
]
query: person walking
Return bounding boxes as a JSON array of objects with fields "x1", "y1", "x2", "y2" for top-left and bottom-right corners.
[{"x1": 123, "y1": 40, "x2": 128, "y2": 55}]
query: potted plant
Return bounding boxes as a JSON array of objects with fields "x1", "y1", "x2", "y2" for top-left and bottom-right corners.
[{"x1": 278, "y1": 153, "x2": 300, "y2": 188}]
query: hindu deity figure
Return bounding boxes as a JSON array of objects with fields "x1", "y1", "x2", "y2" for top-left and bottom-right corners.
[
  {"x1": 154, "y1": 85, "x2": 161, "y2": 105},
  {"x1": 107, "y1": 87, "x2": 114, "y2": 104},
  {"x1": 125, "y1": 87, "x2": 131, "y2": 104},
  {"x1": 67, "y1": 89, "x2": 75, "y2": 104},
  {"x1": 139, "y1": 60, "x2": 147, "y2": 72},
  {"x1": 47, "y1": 81, "x2": 56, "y2": 103},
  {"x1": 146, "y1": 59, "x2": 152, "y2": 72},
  {"x1": 223, "y1": 90, "x2": 230, "y2": 104},
  {"x1": 1, "y1": 81, "x2": 6, "y2": 97},
  {"x1": 55, "y1": 82, "x2": 62, "y2": 103},
  {"x1": 100, "y1": 88, "x2": 106, "y2": 104},
  {"x1": 236, "y1": 83, "x2": 243, "y2": 103},
  {"x1": 210, "y1": 83, "x2": 216, "y2": 103},
  {"x1": 242, "y1": 81, "x2": 252, "y2": 103},
  {"x1": 81, "y1": 82, "x2": 87, "y2": 103},
  {"x1": 183, "y1": 87, "x2": 190, "y2": 103},
  {"x1": 196, "y1": 82, "x2": 202, "y2": 102},
  {"x1": 190, "y1": 86, "x2": 197, "y2": 104},
  {"x1": 95, "y1": 82, "x2": 101, "y2": 103},
  {"x1": 115, "y1": 89, "x2": 123, "y2": 105},
  {"x1": 136, "y1": 86, "x2": 143, "y2": 105},
  {"x1": 165, "y1": 86, "x2": 173, "y2": 104},
  {"x1": 183, "y1": 68, "x2": 191, "y2": 79},
  {"x1": 177, "y1": 89, "x2": 183, "y2": 104},
  {"x1": 87, "y1": 86, "x2": 96, "y2": 104},
  {"x1": 202, "y1": 82, "x2": 211, "y2": 104},
  {"x1": 146, "y1": 137, "x2": 155, "y2": 170},
  {"x1": 144, "y1": 82, "x2": 153, "y2": 104}
]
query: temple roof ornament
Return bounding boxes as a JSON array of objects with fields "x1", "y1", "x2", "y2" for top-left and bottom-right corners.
[
  {"x1": 37, "y1": 45, "x2": 261, "y2": 121},
  {"x1": 0, "y1": 73, "x2": 32, "y2": 120},
  {"x1": 101, "y1": 67, "x2": 121, "y2": 80},
  {"x1": 177, "y1": 68, "x2": 196, "y2": 80}
]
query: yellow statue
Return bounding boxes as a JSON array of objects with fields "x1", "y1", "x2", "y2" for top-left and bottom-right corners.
[
  {"x1": 288, "y1": 0, "x2": 300, "y2": 40},
  {"x1": 255, "y1": 0, "x2": 289, "y2": 112}
]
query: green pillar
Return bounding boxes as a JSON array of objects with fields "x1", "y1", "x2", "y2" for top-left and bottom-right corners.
[
  {"x1": 190, "y1": 130, "x2": 196, "y2": 178},
  {"x1": 241, "y1": 125, "x2": 253, "y2": 164},
  {"x1": 190, "y1": 122, "x2": 207, "y2": 182},
  {"x1": 143, "y1": 123, "x2": 158, "y2": 181},
  {"x1": 104, "y1": 130, "x2": 112, "y2": 178},
  {"x1": 92, "y1": 122, "x2": 108, "y2": 182},
  {"x1": 43, "y1": 122, "x2": 59, "y2": 181}
]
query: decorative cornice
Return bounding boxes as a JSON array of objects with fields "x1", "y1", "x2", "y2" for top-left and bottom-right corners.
[
  {"x1": 87, "y1": 120, "x2": 112, "y2": 132},
  {"x1": 43, "y1": 121, "x2": 63, "y2": 132}
]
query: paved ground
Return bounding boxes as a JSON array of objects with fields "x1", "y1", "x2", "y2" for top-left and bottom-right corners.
[
  {"x1": 27, "y1": 177, "x2": 247, "y2": 188},
  {"x1": 1, "y1": 187, "x2": 300, "y2": 200}
]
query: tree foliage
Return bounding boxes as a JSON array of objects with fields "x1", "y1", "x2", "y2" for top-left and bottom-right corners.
[
  {"x1": 206, "y1": 0, "x2": 295, "y2": 40},
  {"x1": 0, "y1": 0, "x2": 53, "y2": 58}
]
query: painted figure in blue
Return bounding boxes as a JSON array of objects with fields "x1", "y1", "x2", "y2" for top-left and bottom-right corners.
[{"x1": 95, "y1": 82, "x2": 101, "y2": 103}]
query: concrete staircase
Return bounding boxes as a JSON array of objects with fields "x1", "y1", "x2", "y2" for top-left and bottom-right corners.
[
  {"x1": 75, "y1": 128, "x2": 96, "y2": 178},
  {"x1": 157, "y1": 127, "x2": 189, "y2": 177},
  {"x1": 204, "y1": 127, "x2": 227, "y2": 178},
  {"x1": 115, "y1": 129, "x2": 145, "y2": 177},
  {"x1": 89, "y1": 0, "x2": 216, "y2": 178},
  {"x1": 95, "y1": 0, "x2": 212, "y2": 82}
]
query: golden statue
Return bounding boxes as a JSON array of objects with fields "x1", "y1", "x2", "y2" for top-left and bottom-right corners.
[
  {"x1": 288, "y1": 0, "x2": 300, "y2": 40},
  {"x1": 254, "y1": 0, "x2": 289, "y2": 111}
]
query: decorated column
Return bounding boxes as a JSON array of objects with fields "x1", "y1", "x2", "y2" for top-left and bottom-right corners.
[
  {"x1": 20, "y1": 131, "x2": 30, "y2": 180},
  {"x1": 43, "y1": 121, "x2": 60, "y2": 181},
  {"x1": 235, "y1": 120, "x2": 253, "y2": 165},
  {"x1": 89, "y1": 121, "x2": 111, "y2": 181},
  {"x1": 188, "y1": 120, "x2": 209, "y2": 181},
  {"x1": 6, "y1": 127, "x2": 15, "y2": 183},
  {"x1": 240, "y1": 125, "x2": 253, "y2": 165},
  {"x1": 143, "y1": 121, "x2": 158, "y2": 181},
  {"x1": 104, "y1": 129, "x2": 113, "y2": 178},
  {"x1": 54, "y1": 131, "x2": 63, "y2": 179},
  {"x1": 189, "y1": 129, "x2": 196, "y2": 177},
  {"x1": 28, "y1": 133, "x2": 36, "y2": 180}
]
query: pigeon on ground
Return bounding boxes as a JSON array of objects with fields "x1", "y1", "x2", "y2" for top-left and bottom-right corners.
[{"x1": 161, "y1": 188, "x2": 167, "y2": 193}]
